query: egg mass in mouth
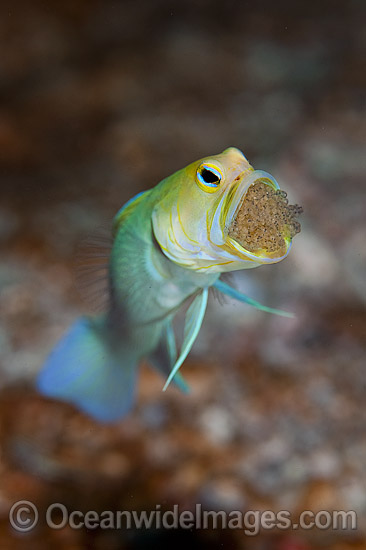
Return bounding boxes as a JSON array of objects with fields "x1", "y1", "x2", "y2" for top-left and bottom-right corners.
[{"x1": 228, "y1": 181, "x2": 303, "y2": 258}]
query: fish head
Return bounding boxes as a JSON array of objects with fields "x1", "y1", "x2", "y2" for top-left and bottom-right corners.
[{"x1": 152, "y1": 147, "x2": 302, "y2": 273}]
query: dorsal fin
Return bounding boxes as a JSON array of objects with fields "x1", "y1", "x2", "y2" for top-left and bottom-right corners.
[
  {"x1": 74, "y1": 224, "x2": 112, "y2": 314},
  {"x1": 74, "y1": 191, "x2": 149, "y2": 314},
  {"x1": 112, "y1": 190, "x2": 149, "y2": 235}
]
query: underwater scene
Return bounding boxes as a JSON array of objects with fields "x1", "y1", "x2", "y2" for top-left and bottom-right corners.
[{"x1": 0, "y1": 0, "x2": 365, "y2": 548}]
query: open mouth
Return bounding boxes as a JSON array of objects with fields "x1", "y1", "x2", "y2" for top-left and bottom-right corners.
[{"x1": 228, "y1": 179, "x2": 303, "y2": 260}]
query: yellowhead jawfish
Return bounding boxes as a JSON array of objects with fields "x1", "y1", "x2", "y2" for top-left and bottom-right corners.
[{"x1": 37, "y1": 148, "x2": 302, "y2": 422}]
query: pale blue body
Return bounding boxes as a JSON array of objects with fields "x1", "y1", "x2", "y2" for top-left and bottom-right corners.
[
  {"x1": 38, "y1": 190, "x2": 218, "y2": 421},
  {"x1": 37, "y1": 148, "x2": 294, "y2": 422}
]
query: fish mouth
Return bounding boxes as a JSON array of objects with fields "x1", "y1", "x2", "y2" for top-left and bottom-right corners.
[{"x1": 223, "y1": 170, "x2": 303, "y2": 263}]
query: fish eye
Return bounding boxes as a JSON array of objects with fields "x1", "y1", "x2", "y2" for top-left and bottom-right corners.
[{"x1": 196, "y1": 163, "x2": 223, "y2": 192}]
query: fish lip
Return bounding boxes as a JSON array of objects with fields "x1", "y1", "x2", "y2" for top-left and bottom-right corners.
[
  {"x1": 222, "y1": 170, "x2": 292, "y2": 263},
  {"x1": 224, "y1": 170, "x2": 280, "y2": 230}
]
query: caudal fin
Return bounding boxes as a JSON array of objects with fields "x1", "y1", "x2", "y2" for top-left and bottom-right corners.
[{"x1": 37, "y1": 318, "x2": 137, "y2": 422}]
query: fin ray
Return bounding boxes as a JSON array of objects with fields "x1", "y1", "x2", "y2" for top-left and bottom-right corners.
[
  {"x1": 74, "y1": 225, "x2": 112, "y2": 314},
  {"x1": 148, "y1": 322, "x2": 189, "y2": 393},
  {"x1": 162, "y1": 289, "x2": 208, "y2": 391},
  {"x1": 213, "y1": 279, "x2": 294, "y2": 318}
]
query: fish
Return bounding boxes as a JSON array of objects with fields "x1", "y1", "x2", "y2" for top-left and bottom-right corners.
[{"x1": 37, "y1": 147, "x2": 302, "y2": 422}]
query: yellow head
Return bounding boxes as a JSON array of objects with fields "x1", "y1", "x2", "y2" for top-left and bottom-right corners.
[{"x1": 152, "y1": 148, "x2": 302, "y2": 273}]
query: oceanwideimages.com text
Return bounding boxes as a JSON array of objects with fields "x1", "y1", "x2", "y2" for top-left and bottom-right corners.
[{"x1": 9, "y1": 501, "x2": 357, "y2": 536}]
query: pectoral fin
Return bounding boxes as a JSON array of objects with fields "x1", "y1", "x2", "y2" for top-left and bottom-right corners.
[
  {"x1": 213, "y1": 279, "x2": 294, "y2": 318},
  {"x1": 162, "y1": 288, "x2": 209, "y2": 391}
]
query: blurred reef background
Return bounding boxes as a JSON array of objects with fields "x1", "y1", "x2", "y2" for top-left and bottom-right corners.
[{"x1": 0, "y1": 0, "x2": 365, "y2": 548}]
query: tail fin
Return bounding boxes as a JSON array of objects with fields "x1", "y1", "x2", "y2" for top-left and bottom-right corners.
[{"x1": 37, "y1": 318, "x2": 137, "y2": 422}]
